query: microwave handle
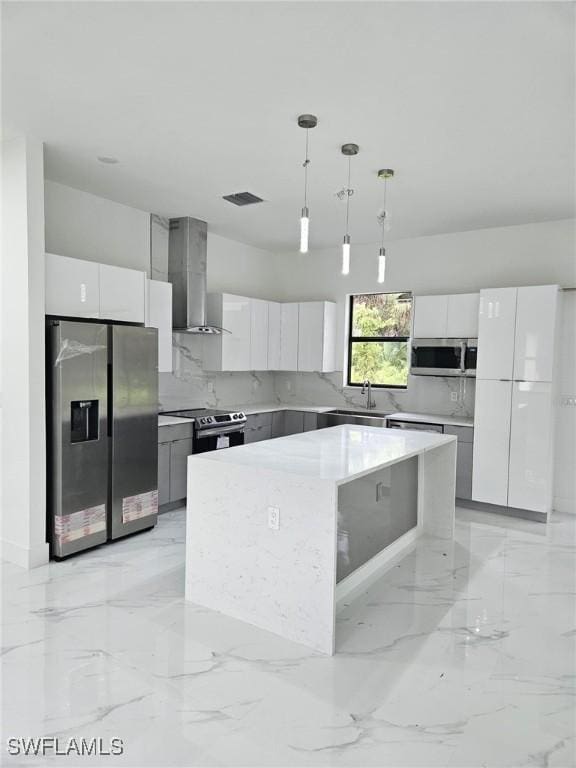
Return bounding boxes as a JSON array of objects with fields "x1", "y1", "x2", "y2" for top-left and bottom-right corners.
[{"x1": 459, "y1": 341, "x2": 466, "y2": 373}]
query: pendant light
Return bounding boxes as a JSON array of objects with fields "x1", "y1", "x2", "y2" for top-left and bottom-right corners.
[
  {"x1": 339, "y1": 143, "x2": 359, "y2": 275},
  {"x1": 377, "y1": 168, "x2": 394, "y2": 284},
  {"x1": 297, "y1": 114, "x2": 318, "y2": 253}
]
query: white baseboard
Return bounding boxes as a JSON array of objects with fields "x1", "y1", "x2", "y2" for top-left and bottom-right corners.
[{"x1": 1, "y1": 537, "x2": 49, "y2": 569}]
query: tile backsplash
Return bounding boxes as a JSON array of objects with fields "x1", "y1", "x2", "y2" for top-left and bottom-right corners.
[
  {"x1": 159, "y1": 335, "x2": 276, "y2": 412},
  {"x1": 274, "y1": 371, "x2": 475, "y2": 417},
  {"x1": 159, "y1": 334, "x2": 474, "y2": 417}
]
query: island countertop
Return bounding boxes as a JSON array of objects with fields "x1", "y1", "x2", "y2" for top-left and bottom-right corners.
[{"x1": 188, "y1": 424, "x2": 455, "y2": 485}]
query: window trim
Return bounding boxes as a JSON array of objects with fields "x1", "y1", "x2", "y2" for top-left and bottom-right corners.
[{"x1": 346, "y1": 292, "x2": 412, "y2": 390}]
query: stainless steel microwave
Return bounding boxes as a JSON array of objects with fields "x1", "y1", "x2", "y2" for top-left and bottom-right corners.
[{"x1": 411, "y1": 338, "x2": 477, "y2": 377}]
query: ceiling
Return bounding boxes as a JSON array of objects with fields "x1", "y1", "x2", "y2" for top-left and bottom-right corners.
[{"x1": 3, "y1": 2, "x2": 574, "y2": 252}]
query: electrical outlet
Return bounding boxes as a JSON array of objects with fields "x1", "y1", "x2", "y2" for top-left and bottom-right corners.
[
  {"x1": 286, "y1": 380, "x2": 292, "y2": 392},
  {"x1": 207, "y1": 380, "x2": 214, "y2": 393},
  {"x1": 450, "y1": 391, "x2": 458, "y2": 402},
  {"x1": 268, "y1": 506, "x2": 280, "y2": 530},
  {"x1": 561, "y1": 396, "x2": 576, "y2": 407},
  {"x1": 376, "y1": 482, "x2": 388, "y2": 502}
]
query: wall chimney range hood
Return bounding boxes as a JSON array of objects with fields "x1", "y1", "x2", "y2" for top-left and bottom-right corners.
[{"x1": 168, "y1": 216, "x2": 228, "y2": 334}]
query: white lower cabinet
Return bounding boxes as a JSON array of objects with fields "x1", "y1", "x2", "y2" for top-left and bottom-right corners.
[
  {"x1": 472, "y1": 379, "x2": 512, "y2": 506},
  {"x1": 146, "y1": 279, "x2": 173, "y2": 373},
  {"x1": 99, "y1": 263, "x2": 146, "y2": 323},
  {"x1": 508, "y1": 382, "x2": 554, "y2": 513}
]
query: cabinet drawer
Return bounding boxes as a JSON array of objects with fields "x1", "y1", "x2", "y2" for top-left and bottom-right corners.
[
  {"x1": 245, "y1": 412, "x2": 274, "y2": 429},
  {"x1": 245, "y1": 424, "x2": 272, "y2": 444},
  {"x1": 444, "y1": 425, "x2": 474, "y2": 443},
  {"x1": 169, "y1": 438, "x2": 193, "y2": 502},
  {"x1": 158, "y1": 422, "x2": 194, "y2": 444}
]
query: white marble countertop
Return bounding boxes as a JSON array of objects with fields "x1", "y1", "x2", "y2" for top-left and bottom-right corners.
[
  {"x1": 158, "y1": 415, "x2": 195, "y2": 426},
  {"x1": 387, "y1": 411, "x2": 474, "y2": 428},
  {"x1": 189, "y1": 424, "x2": 455, "y2": 485}
]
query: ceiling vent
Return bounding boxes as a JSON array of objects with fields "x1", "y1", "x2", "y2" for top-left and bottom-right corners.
[{"x1": 222, "y1": 192, "x2": 264, "y2": 206}]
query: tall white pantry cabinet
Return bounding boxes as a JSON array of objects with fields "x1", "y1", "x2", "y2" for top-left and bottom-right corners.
[{"x1": 472, "y1": 285, "x2": 559, "y2": 516}]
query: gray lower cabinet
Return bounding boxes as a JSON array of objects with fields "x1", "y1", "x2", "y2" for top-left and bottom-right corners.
[
  {"x1": 284, "y1": 410, "x2": 304, "y2": 435},
  {"x1": 303, "y1": 412, "x2": 318, "y2": 431},
  {"x1": 245, "y1": 412, "x2": 274, "y2": 444},
  {"x1": 444, "y1": 425, "x2": 474, "y2": 500},
  {"x1": 271, "y1": 411, "x2": 285, "y2": 438},
  {"x1": 170, "y1": 438, "x2": 194, "y2": 502},
  {"x1": 158, "y1": 442, "x2": 171, "y2": 505},
  {"x1": 158, "y1": 422, "x2": 195, "y2": 507}
]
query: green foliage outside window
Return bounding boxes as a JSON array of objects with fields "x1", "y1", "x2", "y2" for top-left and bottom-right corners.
[{"x1": 348, "y1": 293, "x2": 412, "y2": 388}]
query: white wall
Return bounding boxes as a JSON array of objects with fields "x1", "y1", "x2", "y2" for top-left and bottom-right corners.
[
  {"x1": 206, "y1": 232, "x2": 279, "y2": 299},
  {"x1": 272, "y1": 219, "x2": 576, "y2": 355},
  {"x1": 45, "y1": 180, "x2": 151, "y2": 272},
  {"x1": 1, "y1": 137, "x2": 49, "y2": 567}
]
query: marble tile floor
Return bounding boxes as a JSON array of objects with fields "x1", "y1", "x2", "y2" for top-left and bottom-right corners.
[{"x1": 2, "y1": 507, "x2": 574, "y2": 767}]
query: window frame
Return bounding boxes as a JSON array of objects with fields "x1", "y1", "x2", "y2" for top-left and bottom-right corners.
[{"x1": 346, "y1": 292, "x2": 412, "y2": 390}]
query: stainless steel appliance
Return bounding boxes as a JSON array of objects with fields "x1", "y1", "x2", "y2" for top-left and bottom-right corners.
[
  {"x1": 46, "y1": 320, "x2": 159, "y2": 559},
  {"x1": 387, "y1": 418, "x2": 444, "y2": 433},
  {"x1": 411, "y1": 338, "x2": 477, "y2": 377},
  {"x1": 166, "y1": 408, "x2": 246, "y2": 453},
  {"x1": 317, "y1": 409, "x2": 389, "y2": 429}
]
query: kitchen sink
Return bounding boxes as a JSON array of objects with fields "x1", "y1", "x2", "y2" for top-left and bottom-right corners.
[{"x1": 317, "y1": 409, "x2": 390, "y2": 429}]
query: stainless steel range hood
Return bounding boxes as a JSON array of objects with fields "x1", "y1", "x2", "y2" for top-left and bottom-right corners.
[{"x1": 168, "y1": 216, "x2": 226, "y2": 334}]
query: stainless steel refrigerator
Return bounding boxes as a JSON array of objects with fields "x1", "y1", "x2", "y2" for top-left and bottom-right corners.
[{"x1": 46, "y1": 320, "x2": 159, "y2": 558}]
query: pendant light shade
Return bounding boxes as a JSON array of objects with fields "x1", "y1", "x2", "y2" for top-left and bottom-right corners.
[
  {"x1": 297, "y1": 114, "x2": 317, "y2": 254},
  {"x1": 377, "y1": 169, "x2": 394, "y2": 285},
  {"x1": 340, "y1": 143, "x2": 359, "y2": 276}
]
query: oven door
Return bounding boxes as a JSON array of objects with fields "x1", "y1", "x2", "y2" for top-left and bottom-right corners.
[
  {"x1": 193, "y1": 425, "x2": 245, "y2": 454},
  {"x1": 411, "y1": 338, "x2": 465, "y2": 377}
]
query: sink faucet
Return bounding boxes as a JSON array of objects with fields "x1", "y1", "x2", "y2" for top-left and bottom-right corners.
[{"x1": 361, "y1": 379, "x2": 376, "y2": 410}]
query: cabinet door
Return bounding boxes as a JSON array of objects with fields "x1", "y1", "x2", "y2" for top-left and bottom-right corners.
[
  {"x1": 267, "y1": 302, "x2": 281, "y2": 370},
  {"x1": 221, "y1": 294, "x2": 252, "y2": 371},
  {"x1": 476, "y1": 288, "x2": 517, "y2": 380},
  {"x1": 298, "y1": 302, "x2": 324, "y2": 372},
  {"x1": 146, "y1": 280, "x2": 173, "y2": 373},
  {"x1": 45, "y1": 253, "x2": 100, "y2": 318},
  {"x1": 303, "y1": 412, "x2": 318, "y2": 432},
  {"x1": 412, "y1": 295, "x2": 448, "y2": 338},
  {"x1": 250, "y1": 299, "x2": 269, "y2": 371},
  {"x1": 455, "y1": 442, "x2": 473, "y2": 500},
  {"x1": 271, "y1": 411, "x2": 285, "y2": 438},
  {"x1": 513, "y1": 286, "x2": 558, "y2": 383},
  {"x1": 472, "y1": 379, "x2": 512, "y2": 506},
  {"x1": 280, "y1": 303, "x2": 299, "y2": 370},
  {"x1": 158, "y1": 442, "x2": 171, "y2": 505},
  {"x1": 100, "y1": 264, "x2": 146, "y2": 323},
  {"x1": 446, "y1": 294, "x2": 480, "y2": 338},
  {"x1": 508, "y1": 382, "x2": 553, "y2": 513},
  {"x1": 284, "y1": 411, "x2": 304, "y2": 435},
  {"x1": 169, "y1": 438, "x2": 193, "y2": 503}
]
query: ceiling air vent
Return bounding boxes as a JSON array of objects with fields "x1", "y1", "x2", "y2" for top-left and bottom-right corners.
[{"x1": 222, "y1": 192, "x2": 264, "y2": 206}]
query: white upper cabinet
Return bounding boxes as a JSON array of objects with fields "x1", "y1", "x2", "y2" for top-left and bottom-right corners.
[
  {"x1": 298, "y1": 301, "x2": 336, "y2": 372},
  {"x1": 267, "y1": 302, "x2": 281, "y2": 371},
  {"x1": 145, "y1": 279, "x2": 173, "y2": 373},
  {"x1": 472, "y1": 378, "x2": 512, "y2": 506},
  {"x1": 475, "y1": 287, "x2": 517, "y2": 380},
  {"x1": 508, "y1": 381, "x2": 554, "y2": 513},
  {"x1": 279, "y1": 302, "x2": 299, "y2": 371},
  {"x1": 446, "y1": 293, "x2": 479, "y2": 338},
  {"x1": 250, "y1": 298, "x2": 269, "y2": 371},
  {"x1": 513, "y1": 285, "x2": 558, "y2": 383},
  {"x1": 99, "y1": 263, "x2": 146, "y2": 323},
  {"x1": 413, "y1": 293, "x2": 479, "y2": 338},
  {"x1": 45, "y1": 253, "x2": 100, "y2": 318},
  {"x1": 204, "y1": 293, "x2": 252, "y2": 371},
  {"x1": 412, "y1": 295, "x2": 448, "y2": 338}
]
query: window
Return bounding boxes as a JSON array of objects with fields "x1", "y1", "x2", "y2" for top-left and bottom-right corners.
[{"x1": 347, "y1": 292, "x2": 412, "y2": 388}]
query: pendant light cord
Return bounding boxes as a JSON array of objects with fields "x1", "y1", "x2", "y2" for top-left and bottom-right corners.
[
  {"x1": 345, "y1": 156, "x2": 351, "y2": 234},
  {"x1": 381, "y1": 177, "x2": 388, "y2": 249},
  {"x1": 303, "y1": 129, "x2": 310, "y2": 209}
]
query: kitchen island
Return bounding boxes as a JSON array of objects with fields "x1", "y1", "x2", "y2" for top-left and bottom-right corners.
[{"x1": 185, "y1": 425, "x2": 456, "y2": 654}]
